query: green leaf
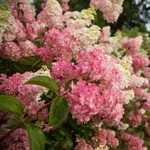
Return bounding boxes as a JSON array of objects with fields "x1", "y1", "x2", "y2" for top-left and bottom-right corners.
[
  {"x1": 19, "y1": 57, "x2": 33, "y2": 65},
  {"x1": 65, "y1": 79, "x2": 78, "y2": 90},
  {"x1": 27, "y1": 125, "x2": 45, "y2": 150},
  {"x1": 32, "y1": 40, "x2": 41, "y2": 48},
  {"x1": 134, "y1": 131, "x2": 145, "y2": 139},
  {"x1": 32, "y1": 55, "x2": 42, "y2": 68},
  {"x1": 0, "y1": 95, "x2": 23, "y2": 116},
  {"x1": 62, "y1": 137, "x2": 73, "y2": 149},
  {"x1": 144, "y1": 141, "x2": 150, "y2": 149},
  {"x1": 25, "y1": 76, "x2": 58, "y2": 93},
  {"x1": 13, "y1": 63, "x2": 24, "y2": 72},
  {"x1": 111, "y1": 51, "x2": 118, "y2": 57},
  {"x1": 6, "y1": 114, "x2": 20, "y2": 129},
  {"x1": 48, "y1": 96, "x2": 68, "y2": 130}
]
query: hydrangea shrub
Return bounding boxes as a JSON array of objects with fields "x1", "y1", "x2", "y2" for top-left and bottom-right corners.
[{"x1": 0, "y1": 0, "x2": 150, "y2": 150}]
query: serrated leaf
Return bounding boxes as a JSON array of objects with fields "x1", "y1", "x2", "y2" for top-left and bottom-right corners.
[
  {"x1": 27, "y1": 125, "x2": 45, "y2": 150},
  {"x1": 48, "y1": 96, "x2": 68, "y2": 130},
  {"x1": 6, "y1": 114, "x2": 20, "y2": 129},
  {"x1": 0, "y1": 95, "x2": 23, "y2": 116},
  {"x1": 25, "y1": 76, "x2": 58, "y2": 93}
]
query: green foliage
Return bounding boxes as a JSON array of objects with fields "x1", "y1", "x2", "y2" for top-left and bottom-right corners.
[
  {"x1": 32, "y1": 0, "x2": 44, "y2": 15},
  {"x1": 109, "y1": 0, "x2": 149, "y2": 33},
  {"x1": 0, "y1": 95, "x2": 23, "y2": 117},
  {"x1": 25, "y1": 76, "x2": 59, "y2": 94},
  {"x1": 67, "y1": 116, "x2": 95, "y2": 141},
  {"x1": 94, "y1": 10, "x2": 106, "y2": 28},
  {"x1": 0, "y1": 56, "x2": 42, "y2": 76},
  {"x1": 0, "y1": 58, "x2": 19, "y2": 76},
  {"x1": 48, "y1": 96, "x2": 68, "y2": 130},
  {"x1": 6, "y1": 114, "x2": 20, "y2": 129},
  {"x1": 27, "y1": 125, "x2": 46, "y2": 150},
  {"x1": 45, "y1": 116, "x2": 95, "y2": 149},
  {"x1": 45, "y1": 131, "x2": 74, "y2": 149},
  {"x1": 69, "y1": 0, "x2": 90, "y2": 11},
  {"x1": 144, "y1": 141, "x2": 150, "y2": 149},
  {"x1": 19, "y1": 55, "x2": 42, "y2": 69}
]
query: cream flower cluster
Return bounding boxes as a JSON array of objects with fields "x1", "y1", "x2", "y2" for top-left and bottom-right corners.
[
  {"x1": 95, "y1": 145, "x2": 109, "y2": 150},
  {"x1": 0, "y1": 2, "x2": 11, "y2": 43},
  {"x1": 64, "y1": 7, "x2": 96, "y2": 28},
  {"x1": 73, "y1": 25, "x2": 101, "y2": 50}
]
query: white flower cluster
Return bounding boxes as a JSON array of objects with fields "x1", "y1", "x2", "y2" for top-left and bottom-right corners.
[
  {"x1": 95, "y1": 145, "x2": 109, "y2": 150},
  {"x1": 35, "y1": 65, "x2": 51, "y2": 101},
  {"x1": 118, "y1": 121, "x2": 129, "y2": 130},
  {"x1": 64, "y1": 7, "x2": 96, "y2": 28},
  {"x1": 130, "y1": 74, "x2": 146, "y2": 88},
  {"x1": 73, "y1": 25, "x2": 101, "y2": 50},
  {"x1": 123, "y1": 90, "x2": 135, "y2": 104},
  {"x1": 46, "y1": 0, "x2": 62, "y2": 16}
]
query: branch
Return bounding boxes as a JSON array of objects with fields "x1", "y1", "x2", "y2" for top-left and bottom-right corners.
[{"x1": 0, "y1": 101, "x2": 52, "y2": 142}]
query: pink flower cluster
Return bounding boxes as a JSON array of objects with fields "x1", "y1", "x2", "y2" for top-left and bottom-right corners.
[
  {"x1": 11, "y1": 0, "x2": 35, "y2": 23},
  {"x1": 51, "y1": 49, "x2": 128, "y2": 125},
  {"x1": 51, "y1": 60, "x2": 78, "y2": 84},
  {"x1": 0, "y1": 40, "x2": 37, "y2": 61},
  {"x1": 90, "y1": 0, "x2": 123, "y2": 23},
  {"x1": 0, "y1": 42, "x2": 21, "y2": 61},
  {"x1": 61, "y1": 0, "x2": 70, "y2": 11},
  {"x1": 75, "y1": 138, "x2": 94, "y2": 150},
  {"x1": 37, "y1": 27, "x2": 79, "y2": 64},
  {"x1": 1, "y1": 129, "x2": 29, "y2": 150},
  {"x1": 132, "y1": 54, "x2": 150, "y2": 73},
  {"x1": 66, "y1": 80, "x2": 104, "y2": 123},
  {"x1": 75, "y1": 128, "x2": 119, "y2": 149},
  {"x1": 0, "y1": 72, "x2": 46, "y2": 110},
  {"x1": 121, "y1": 132, "x2": 147, "y2": 150},
  {"x1": 91, "y1": 128, "x2": 119, "y2": 148},
  {"x1": 127, "y1": 110, "x2": 143, "y2": 126},
  {"x1": 19, "y1": 40, "x2": 37, "y2": 57},
  {"x1": 122, "y1": 38, "x2": 142, "y2": 55}
]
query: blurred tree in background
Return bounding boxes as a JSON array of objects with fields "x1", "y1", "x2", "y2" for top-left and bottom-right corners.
[
  {"x1": 110, "y1": 0, "x2": 150, "y2": 33},
  {"x1": 32, "y1": 0, "x2": 150, "y2": 33},
  {"x1": 32, "y1": 0, "x2": 44, "y2": 15}
]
